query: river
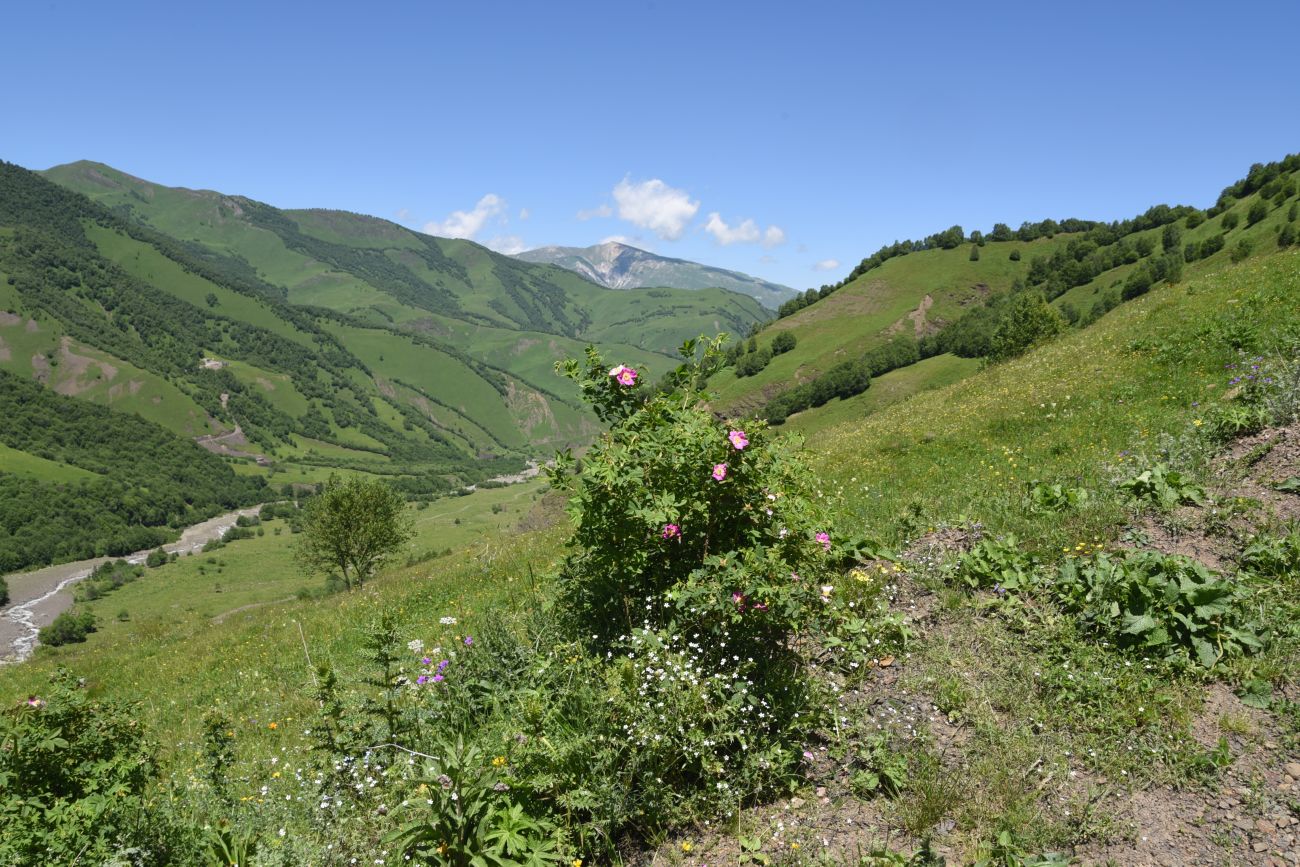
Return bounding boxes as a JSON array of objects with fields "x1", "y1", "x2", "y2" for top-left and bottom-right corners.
[{"x1": 0, "y1": 505, "x2": 263, "y2": 665}]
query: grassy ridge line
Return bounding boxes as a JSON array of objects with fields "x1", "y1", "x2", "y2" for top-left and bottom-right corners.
[
  {"x1": 44, "y1": 161, "x2": 768, "y2": 350},
  {"x1": 43, "y1": 160, "x2": 764, "y2": 454}
]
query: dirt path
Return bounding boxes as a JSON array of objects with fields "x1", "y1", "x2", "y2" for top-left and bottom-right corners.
[
  {"x1": 0, "y1": 506, "x2": 263, "y2": 664},
  {"x1": 210, "y1": 595, "x2": 296, "y2": 626}
]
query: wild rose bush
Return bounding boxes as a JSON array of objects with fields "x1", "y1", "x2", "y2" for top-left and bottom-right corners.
[
  {"x1": 541, "y1": 337, "x2": 843, "y2": 822},
  {"x1": 551, "y1": 337, "x2": 839, "y2": 655}
]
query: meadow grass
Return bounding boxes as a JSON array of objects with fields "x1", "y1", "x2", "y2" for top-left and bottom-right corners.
[
  {"x1": 0, "y1": 441, "x2": 100, "y2": 482},
  {"x1": 783, "y1": 353, "x2": 981, "y2": 437}
]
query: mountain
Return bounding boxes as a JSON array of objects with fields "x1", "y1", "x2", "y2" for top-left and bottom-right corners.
[
  {"x1": 33, "y1": 161, "x2": 766, "y2": 449},
  {"x1": 0, "y1": 159, "x2": 767, "y2": 570},
  {"x1": 514, "y1": 240, "x2": 796, "y2": 308}
]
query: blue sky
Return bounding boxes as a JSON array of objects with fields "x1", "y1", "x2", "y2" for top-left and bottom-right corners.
[{"x1": 4, "y1": 0, "x2": 1300, "y2": 290}]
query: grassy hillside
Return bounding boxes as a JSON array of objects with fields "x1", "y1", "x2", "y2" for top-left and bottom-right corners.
[
  {"x1": 712, "y1": 154, "x2": 1300, "y2": 432},
  {"x1": 3, "y1": 236, "x2": 1297, "y2": 863}
]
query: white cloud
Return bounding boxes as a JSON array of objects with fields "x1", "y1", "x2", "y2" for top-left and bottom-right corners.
[
  {"x1": 485, "y1": 235, "x2": 527, "y2": 255},
  {"x1": 518, "y1": 207, "x2": 530, "y2": 221},
  {"x1": 704, "y1": 212, "x2": 761, "y2": 245},
  {"x1": 612, "y1": 178, "x2": 699, "y2": 240},
  {"x1": 599, "y1": 234, "x2": 635, "y2": 246},
  {"x1": 704, "y1": 213, "x2": 787, "y2": 248},
  {"x1": 577, "y1": 204, "x2": 613, "y2": 220},
  {"x1": 423, "y1": 193, "x2": 504, "y2": 240},
  {"x1": 812, "y1": 259, "x2": 840, "y2": 272}
]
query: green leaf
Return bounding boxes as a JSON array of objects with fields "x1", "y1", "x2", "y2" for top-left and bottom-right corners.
[
  {"x1": 1120, "y1": 612, "x2": 1157, "y2": 635},
  {"x1": 1237, "y1": 679, "x2": 1273, "y2": 709},
  {"x1": 1272, "y1": 476, "x2": 1300, "y2": 494},
  {"x1": 1191, "y1": 636, "x2": 1219, "y2": 668}
]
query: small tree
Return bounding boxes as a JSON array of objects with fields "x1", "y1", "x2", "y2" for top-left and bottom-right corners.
[
  {"x1": 295, "y1": 476, "x2": 412, "y2": 590},
  {"x1": 969, "y1": 244, "x2": 980, "y2": 261},
  {"x1": 770, "y1": 330, "x2": 797, "y2": 355},
  {"x1": 1162, "y1": 223, "x2": 1182, "y2": 252},
  {"x1": 1247, "y1": 199, "x2": 1269, "y2": 226},
  {"x1": 1230, "y1": 237, "x2": 1255, "y2": 263},
  {"x1": 989, "y1": 293, "x2": 1067, "y2": 361}
]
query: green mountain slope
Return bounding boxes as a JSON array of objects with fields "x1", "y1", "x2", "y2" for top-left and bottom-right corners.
[
  {"x1": 711, "y1": 153, "x2": 1300, "y2": 426},
  {"x1": 0, "y1": 162, "x2": 551, "y2": 494},
  {"x1": 43, "y1": 161, "x2": 766, "y2": 369}
]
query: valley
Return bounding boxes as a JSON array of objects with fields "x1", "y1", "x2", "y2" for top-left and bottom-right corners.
[{"x1": 3, "y1": 145, "x2": 1300, "y2": 865}]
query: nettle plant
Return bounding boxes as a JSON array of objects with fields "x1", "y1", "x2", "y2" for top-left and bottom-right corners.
[{"x1": 1055, "y1": 550, "x2": 1263, "y2": 669}]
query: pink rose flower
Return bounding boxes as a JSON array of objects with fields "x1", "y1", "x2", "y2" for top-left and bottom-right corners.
[
  {"x1": 815, "y1": 532, "x2": 831, "y2": 551},
  {"x1": 712, "y1": 463, "x2": 728, "y2": 481},
  {"x1": 661, "y1": 523, "x2": 681, "y2": 540},
  {"x1": 608, "y1": 364, "x2": 638, "y2": 386},
  {"x1": 728, "y1": 429, "x2": 749, "y2": 450}
]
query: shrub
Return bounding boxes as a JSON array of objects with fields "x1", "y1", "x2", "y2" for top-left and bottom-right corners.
[
  {"x1": 75, "y1": 559, "x2": 143, "y2": 603},
  {"x1": 1247, "y1": 199, "x2": 1269, "y2": 226},
  {"x1": 146, "y1": 546, "x2": 169, "y2": 568},
  {"x1": 1222, "y1": 211, "x2": 1241, "y2": 231},
  {"x1": 1230, "y1": 237, "x2": 1255, "y2": 263},
  {"x1": 969, "y1": 244, "x2": 980, "y2": 261},
  {"x1": 545, "y1": 337, "x2": 840, "y2": 824},
  {"x1": 0, "y1": 576, "x2": 7, "y2": 606},
  {"x1": 0, "y1": 670, "x2": 185, "y2": 863},
  {"x1": 1009, "y1": 249, "x2": 1021, "y2": 261},
  {"x1": 39, "y1": 608, "x2": 97, "y2": 646},
  {"x1": 1055, "y1": 551, "x2": 1262, "y2": 668},
  {"x1": 1026, "y1": 480, "x2": 1089, "y2": 512},
  {"x1": 770, "y1": 330, "x2": 797, "y2": 355},
  {"x1": 1239, "y1": 528, "x2": 1300, "y2": 579},
  {"x1": 385, "y1": 736, "x2": 560, "y2": 864},
  {"x1": 988, "y1": 293, "x2": 1067, "y2": 361},
  {"x1": 733, "y1": 346, "x2": 772, "y2": 377}
]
